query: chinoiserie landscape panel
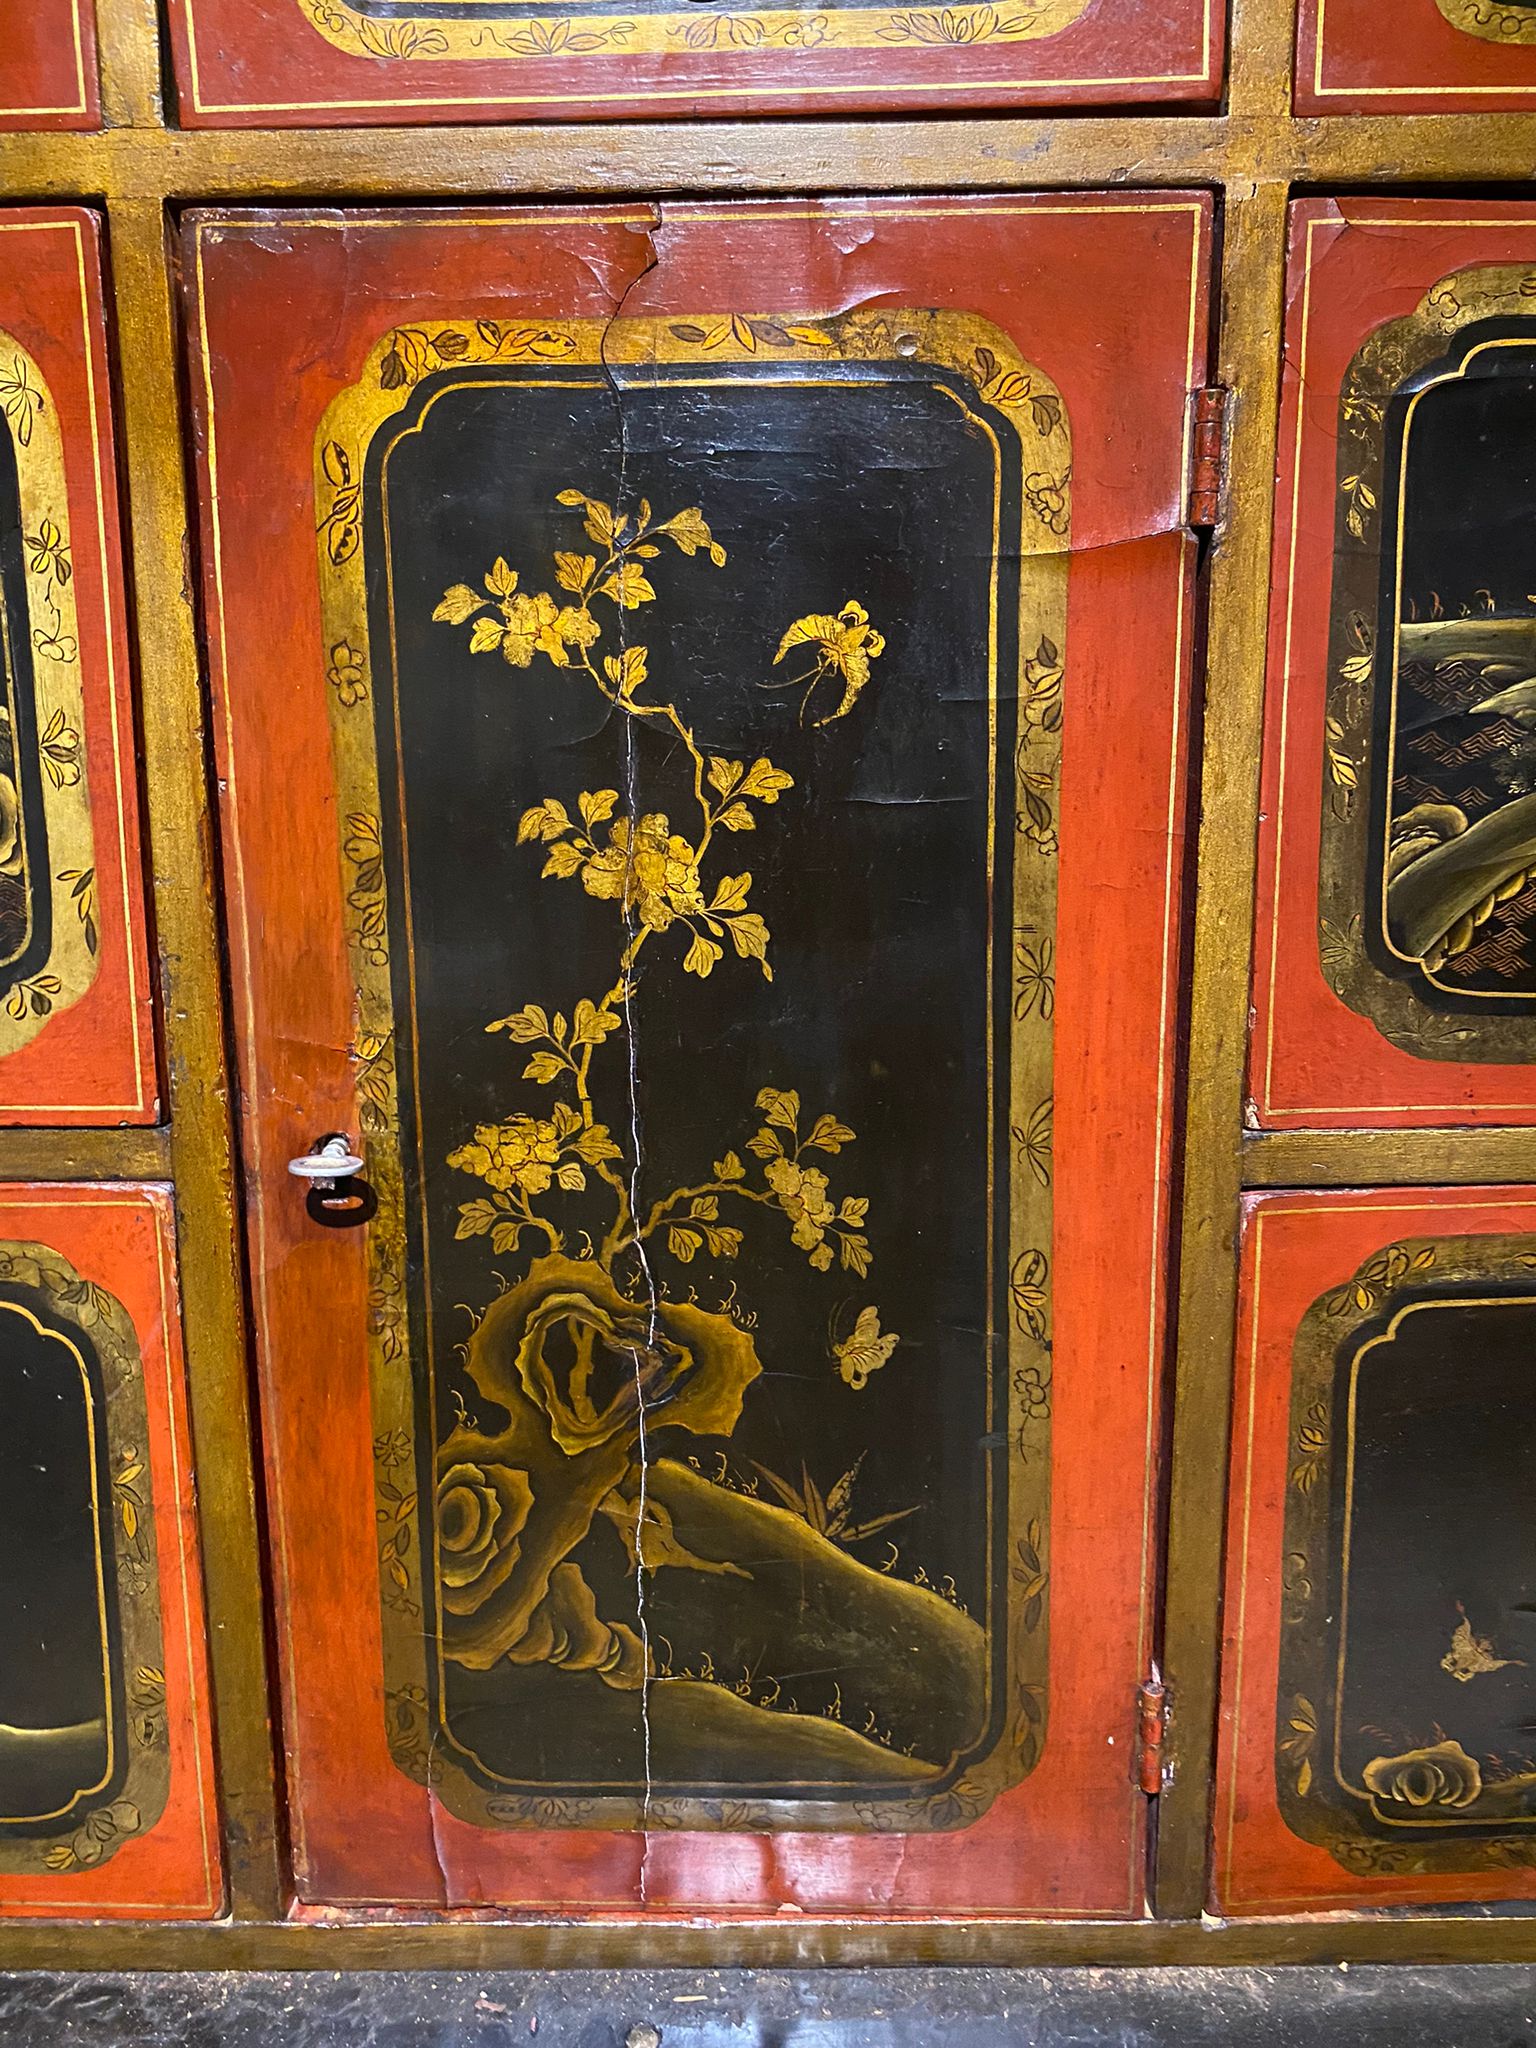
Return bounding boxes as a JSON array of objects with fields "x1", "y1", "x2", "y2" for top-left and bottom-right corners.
[
  {"x1": 1250, "y1": 206, "x2": 1536, "y2": 1129},
  {"x1": 1217, "y1": 1190, "x2": 1536, "y2": 1913},
  {"x1": 320, "y1": 315, "x2": 1061, "y2": 1832},
  {"x1": 190, "y1": 198, "x2": 1208, "y2": 1914}
]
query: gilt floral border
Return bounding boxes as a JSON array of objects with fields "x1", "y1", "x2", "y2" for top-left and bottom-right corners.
[
  {"x1": 297, "y1": 0, "x2": 1092, "y2": 65},
  {"x1": 314, "y1": 307, "x2": 1069, "y2": 1834},
  {"x1": 0, "y1": 330, "x2": 98, "y2": 1054}
]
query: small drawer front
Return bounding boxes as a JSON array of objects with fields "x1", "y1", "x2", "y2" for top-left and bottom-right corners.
[
  {"x1": 1217, "y1": 1187, "x2": 1536, "y2": 1914},
  {"x1": 1252, "y1": 199, "x2": 1536, "y2": 1132},
  {"x1": 164, "y1": 0, "x2": 1219, "y2": 128},
  {"x1": 0, "y1": 210, "x2": 157, "y2": 1125},
  {"x1": 0, "y1": 0, "x2": 97, "y2": 129},
  {"x1": 0, "y1": 1183, "x2": 221, "y2": 1920}
]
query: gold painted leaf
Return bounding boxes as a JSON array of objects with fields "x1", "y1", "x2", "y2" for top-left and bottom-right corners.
[
  {"x1": 711, "y1": 872, "x2": 752, "y2": 913},
  {"x1": 784, "y1": 325, "x2": 836, "y2": 346},
  {"x1": 541, "y1": 842, "x2": 585, "y2": 880},
  {"x1": 433, "y1": 583, "x2": 481, "y2": 626},
  {"x1": 718, "y1": 803, "x2": 755, "y2": 832},
  {"x1": 484, "y1": 557, "x2": 518, "y2": 598},
  {"x1": 668, "y1": 1225, "x2": 702, "y2": 1262},
  {"x1": 714, "y1": 1152, "x2": 745, "y2": 1180},
  {"x1": 1297, "y1": 1759, "x2": 1313, "y2": 1798},
  {"x1": 599, "y1": 563, "x2": 656, "y2": 609},
  {"x1": 556, "y1": 1161, "x2": 586, "y2": 1192},
  {"x1": 707, "y1": 756, "x2": 742, "y2": 797},
  {"x1": 555, "y1": 552, "x2": 596, "y2": 593},
  {"x1": 456, "y1": 1200, "x2": 503, "y2": 1239},
  {"x1": 701, "y1": 1225, "x2": 743, "y2": 1259},
  {"x1": 746, "y1": 1127, "x2": 782, "y2": 1160},
  {"x1": 807, "y1": 1113, "x2": 856, "y2": 1153},
  {"x1": 683, "y1": 933, "x2": 723, "y2": 977},
  {"x1": 578, "y1": 789, "x2": 618, "y2": 830},
  {"x1": 571, "y1": 997, "x2": 620, "y2": 1046},
  {"x1": 489, "y1": 1002, "x2": 550, "y2": 1040},
  {"x1": 468, "y1": 617, "x2": 505, "y2": 655},
  {"x1": 523, "y1": 1052, "x2": 565, "y2": 1084},
  {"x1": 739, "y1": 757, "x2": 793, "y2": 804},
  {"x1": 572, "y1": 1123, "x2": 623, "y2": 1165},
  {"x1": 840, "y1": 1235, "x2": 872, "y2": 1278},
  {"x1": 724, "y1": 913, "x2": 771, "y2": 976},
  {"x1": 839, "y1": 1196, "x2": 868, "y2": 1226},
  {"x1": 756, "y1": 1086, "x2": 800, "y2": 1130}
]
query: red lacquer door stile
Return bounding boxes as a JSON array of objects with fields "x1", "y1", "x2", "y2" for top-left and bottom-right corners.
[
  {"x1": 1252, "y1": 200, "x2": 1536, "y2": 1132},
  {"x1": 0, "y1": 210, "x2": 158, "y2": 1124},
  {"x1": 0, "y1": 1185, "x2": 221, "y2": 1921},
  {"x1": 189, "y1": 198, "x2": 1209, "y2": 1916}
]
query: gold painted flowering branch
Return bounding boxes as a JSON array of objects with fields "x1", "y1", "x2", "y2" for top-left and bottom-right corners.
[{"x1": 433, "y1": 486, "x2": 897, "y2": 1387}]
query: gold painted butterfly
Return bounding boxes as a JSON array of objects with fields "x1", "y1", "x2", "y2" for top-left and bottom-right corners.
[{"x1": 832, "y1": 1305, "x2": 900, "y2": 1390}]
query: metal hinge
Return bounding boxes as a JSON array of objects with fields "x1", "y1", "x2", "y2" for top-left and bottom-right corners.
[
  {"x1": 1135, "y1": 1663, "x2": 1169, "y2": 1795},
  {"x1": 1187, "y1": 386, "x2": 1230, "y2": 531}
]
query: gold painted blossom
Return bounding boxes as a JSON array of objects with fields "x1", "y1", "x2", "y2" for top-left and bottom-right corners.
[{"x1": 448, "y1": 1116, "x2": 563, "y2": 1197}]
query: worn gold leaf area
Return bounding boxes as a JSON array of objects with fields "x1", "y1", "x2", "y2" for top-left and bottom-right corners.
[{"x1": 1442, "y1": 1606, "x2": 1526, "y2": 1684}]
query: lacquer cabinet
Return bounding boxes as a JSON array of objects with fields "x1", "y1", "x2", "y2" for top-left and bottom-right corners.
[{"x1": 4, "y1": 0, "x2": 1536, "y2": 1981}]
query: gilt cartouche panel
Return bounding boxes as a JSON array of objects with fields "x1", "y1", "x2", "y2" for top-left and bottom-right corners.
[
  {"x1": 0, "y1": 330, "x2": 98, "y2": 1059},
  {"x1": 1279, "y1": 1231, "x2": 1536, "y2": 1882},
  {"x1": 1320, "y1": 265, "x2": 1536, "y2": 1066},
  {"x1": 0, "y1": 1241, "x2": 168, "y2": 1880},
  {"x1": 314, "y1": 309, "x2": 1067, "y2": 1833}
]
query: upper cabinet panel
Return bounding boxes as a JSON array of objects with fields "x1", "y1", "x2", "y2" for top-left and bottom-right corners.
[
  {"x1": 165, "y1": 0, "x2": 1219, "y2": 124},
  {"x1": 1217, "y1": 1187, "x2": 1536, "y2": 1914},
  {"x1": 186, "y1": 197, "x2": 1209, "y2": 1914},
  {"x1": 1252, "y1": 200, "x2": 1536, "y2": 1131},
  {"x1": 1299, "y1": 0, "x2": 1536, "y2": 111},
  {"x1": 0, "y1": 212, "x2": 157, "y2": 1126},
  {"x1": 0, "y1": 0, "x2": 97, "y2": 129},
  {"x1": 0, "y1": 1185, "x2": 221, "y2": 1920}
]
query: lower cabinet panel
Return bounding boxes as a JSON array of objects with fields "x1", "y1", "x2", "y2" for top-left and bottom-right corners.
[
  {"x1": 1217, "y1": 1187, "x2": 1536, "y2": 1913},
  {"x1": 0, "y1": 1184, "x2": 221, "y2": 1920}
]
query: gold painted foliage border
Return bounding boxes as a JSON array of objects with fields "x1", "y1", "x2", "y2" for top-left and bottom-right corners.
[
  {"x1": 1319, "y1": 265, "x2": 1536, "y2": 1065},
  {"x1": 297, "y1": 0, "x2": 1091, "y2": 64},
  {"x1": 0, "y1": 1240, "x2": 169, "y2": 1877},
  {"x1": 0, "y1": 329, "x2": 97, "y2": 1055},
  {"x1": 1279, "y1": 1231, "x2": 1536, "y2": 1880},
  {"x1": 315, "y1": 308, "x2": 1067, "y2": 1836}
]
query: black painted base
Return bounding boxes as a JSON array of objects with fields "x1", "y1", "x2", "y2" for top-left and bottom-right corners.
[{"x1": 4, "y1": 1967, "x2": 1536, "y2": 2046}]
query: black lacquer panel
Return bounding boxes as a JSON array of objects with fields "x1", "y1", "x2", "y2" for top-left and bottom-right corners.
[
  {"x1": 0, "y1": 1285, "x2": 120, "y2": 1832},
  {"x1": 364, "y1": 357, "x2": 1021, "y2": 1808},
  {"x1": 0, "y1": 413, "x2": 55, "y2": 1000}
]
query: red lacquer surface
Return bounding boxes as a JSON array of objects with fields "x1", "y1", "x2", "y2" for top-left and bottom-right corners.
[
  {"x1": 166, "y1": 0, "x2": 1218, "y2": 126},
  {"x1": 1252, "y1": 199, "x2": 1536, "y2": 1132},
  {"x1": 0, "y1": 0, "x2": 96, "y2": 128},
  {"x1": 189, "y1": 197, "x2": 1209, "y2": 1915},
  {"x1": 1216, "y1": 1186, "x2": 1536, "y2": 1913},
  {"x1": 0, "y1": 1184, "x2": 222, "y2": 1920},
  {"x1": 0, "y1": 210, "x2": 157, "y2": 1124},
  {"x1": 1298, "y1": 0, "x2": 1536, "y2": 112}
]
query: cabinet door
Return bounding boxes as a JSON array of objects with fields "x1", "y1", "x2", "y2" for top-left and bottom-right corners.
[
  {"x1": 188, "y1": 197, "x2": 1209, "y2": 1915},
  {"x1": 0, "y1": 1185, "x2": 220, "y2": 1919},
  {"x1": 1218, "y1": 1187, "x2": 1536, "y2": 1913},
  {"x1": 0, "y1": 211, "x2": 157, "y2": 1124},
  {"x1": 164, "y1": 0, "x2": 1218, "y2": 127},
  {"x1": 0, "y1": 0, "x2": 96, "y2": 128},
  {"x1": 1252, "y1": 199, "x2": 1536, "y2": 1132},
  {"x1": 1298, "y1": 0, "x2": 1536, "y2": 111}
]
